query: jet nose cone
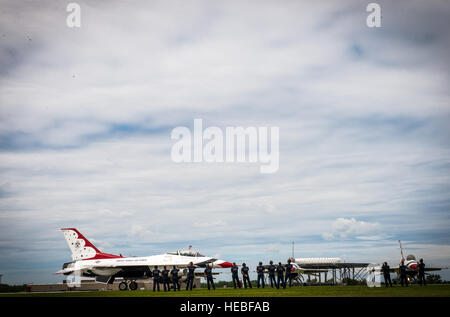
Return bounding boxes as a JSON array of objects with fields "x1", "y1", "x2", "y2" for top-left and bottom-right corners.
[{"x1": 218, "y1": 261, "x2": 233, "y2": 268}]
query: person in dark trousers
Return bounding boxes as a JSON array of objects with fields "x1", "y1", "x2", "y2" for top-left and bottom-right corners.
[
  {"x1": 284, "y1": 259, "x2": 293, "y2": 288},
  {"x1": 381, "y1": 262, "x2": 392, "y2": 287},
  {"x1": 256, "y1": 261, "x2": 265, "y2": 288},
  {"x1": 268, "y1": 260, "x2": 277, "y2": 288},
  {"x1": 241, "y1": 263, "x2": 252, "y2": 288},
  {"x1": 186, "y1": 262, "x2": 196, "y2": 290},
  {"x1": 152, "y1": 265, "x2": 160, "y2": 291},
  {"x1": 171, "y1": 266, "x2": 180, "y2": 291},
  {"x1": 161, "y1": 266, "x2": 170, "y2": 291},
  {"x1": 399, "y1": 261, "x2": 408, "y2": 287},
  {"x1": 231, "y1": 262, "x2": 240, "y2": 288},
  {"x1": 418, "y1": 258, "x2": 426, "y2": 286},
  {"x1": 204, "y1": 264, "x2": 216, "y2": 290},
  {"x1": 276, "y1": 262, "x2": 285, "y2": 289}
]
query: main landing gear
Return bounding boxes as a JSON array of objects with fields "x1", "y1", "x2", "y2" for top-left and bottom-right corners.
[
  {"x1": 129, "y1": 281, "x2": 138, "y2": 290},
  {"x1": 119, "y1": 280, "x2": 138, "y2": 291}
]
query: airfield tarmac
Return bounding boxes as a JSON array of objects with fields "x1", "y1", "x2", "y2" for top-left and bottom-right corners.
[{"x1": 1, "y1": 285, "x2": 450, "y2": 297}]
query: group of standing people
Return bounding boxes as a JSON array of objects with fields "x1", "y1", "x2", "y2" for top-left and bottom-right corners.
[
  {"x1": 151, "y1": 259, "x2": 297, "y2": 292},
  {"x1": 231, "y1": 259, "x2": 295, "y2": 289},
  {"x1": 151, "y1": 265, "x2": 181, "y2": 291},
  {"x1": 151, "y1": 261, "x2": 215, "y2": 291},
  {"x1": 381, "y1": 258, "x2": 426, "y2": 287},
  {"x1": 151, "y1": 258, "x2": 429, "y2": 291}
]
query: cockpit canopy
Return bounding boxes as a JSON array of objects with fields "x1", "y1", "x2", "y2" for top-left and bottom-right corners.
[
  {"x1": 167, "y1": 246, "x2": 204, "y2": 257},
  {"x1": 406, "y1": 254, "x2": 416, "y2": 261}
]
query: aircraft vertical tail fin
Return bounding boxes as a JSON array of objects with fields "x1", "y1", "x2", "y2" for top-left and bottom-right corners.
[{"x1": 61, "y1": 228, "x2": 122, "y2": 261}]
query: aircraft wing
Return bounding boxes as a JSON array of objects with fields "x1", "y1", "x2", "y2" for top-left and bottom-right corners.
[
  {"x1": 54, "y1": 263, "x2": 124, "y2": 274},
  {"x1": 296, "y1": 268, "x2": 329, "y2": 274},
  {"x1": 192, "y1": 258, "x2": 218, "y2": 267},
  {"x1": 261, "y1": 264, "x2": 327, "y2": 275},
  {"x1": 389, "y1": 267, "x2": 398, "y2": 273},
  {"x1": 389, "y1": 267, "x2": 443, "y2": 273},
  {"x1": 55, "y1": 268, "x2": 76, "y2": 274},
  {"x1": 424, "y1": 267, "x2": 442, "y2": 272},
  {"x1": 55, "y1": 259, "x2": 218, "y2": 275},
  {"x1": 194, "y1": 271, "x2": 220, "y2": 276}
]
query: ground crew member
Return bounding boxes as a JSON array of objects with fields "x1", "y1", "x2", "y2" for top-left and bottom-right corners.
[
  {"x1": 186, "y1": 261, "x2": 196, "y2": 290},
  {"x1": 152, "y1": 265, "x2": 160, "y2": 291},
  {"x1": 276, "y1": 262, "x2": 285, "y2": 289},
  {"x1": 231, "y1": 262, "x2": 240, "y2": 288},
  {"x1": 161, "y1": 266, "x2": 170, "y2": 291},
  {"x1": 256, "y1": 261, "x2": 265, "y2": 288},
  {"x1": 241, "y1": 263, "x2": 252, "y2": 288},
  {"x1": 381, "y1": 262, "x2": 392, "y2": 287},
  {"x1": 268, "y1": 260, "x2": 277, "y2": 288},
  {"x1": 171, "y1": 266, "x2": 180, "y2": 291},
  {"x1": 418, "y1": 258, "x2": 426, "y2": 286},
  {"x1": 284, "y1": 259, "x2": 293, "y2": 288},
  {"x1": 204, "y1": 264, "x2": 216, "y2": 290},
  {"x1": 399, "y1": 261, "x2": 408, "y2": 287}
]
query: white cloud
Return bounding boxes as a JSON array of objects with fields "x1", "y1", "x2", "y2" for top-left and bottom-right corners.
[
  {"x1": 193, "y1": 221, "x2": 227, "y2": 228},
  {"x1": 89, "y1": 238, "x2": 112, "y2": 251},
  {"x1": 322, "y1": 218, "x2": 380, "y2": 240},
  {"x1": 321, "y1": 232, "x2": 335, "y2": 241},
  {"x1": 129, "y1": 225, "x2": 153, "y2": 238},
  {"x1": 0, "y1": 0, "x2": 449, "y2": 283},
  {"x1": 265, "y1": 244, "x2": 281, "y2": 254}
]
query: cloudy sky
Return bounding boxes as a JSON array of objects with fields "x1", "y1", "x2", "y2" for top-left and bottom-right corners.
[{"x1": 0, "y1": 0, "x2": 449, "y2": 284}]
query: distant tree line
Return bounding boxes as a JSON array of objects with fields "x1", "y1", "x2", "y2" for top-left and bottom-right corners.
[{"x1": 0, "y1": 284, "x2": 27, "y2": 293}]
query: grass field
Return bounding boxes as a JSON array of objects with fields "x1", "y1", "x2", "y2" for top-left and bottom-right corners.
[{"x1": 2, "y1": 285, "x2": 450, "y2": 297}]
